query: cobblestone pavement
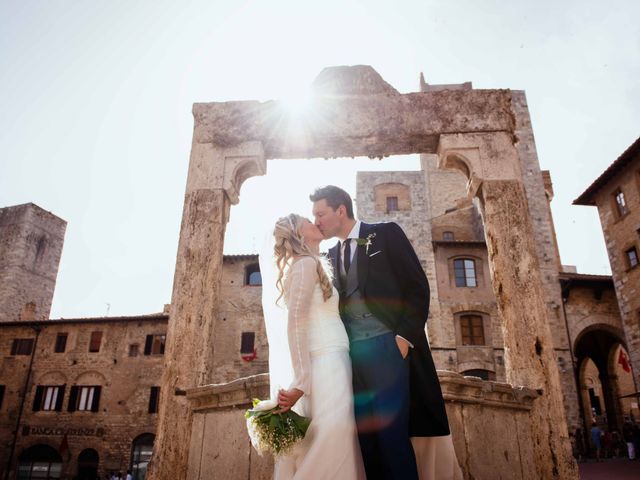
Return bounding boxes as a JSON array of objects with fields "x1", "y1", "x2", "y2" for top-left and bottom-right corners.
[{"x1": 579, "y1": 458, "x2": 640, "y2": 479}]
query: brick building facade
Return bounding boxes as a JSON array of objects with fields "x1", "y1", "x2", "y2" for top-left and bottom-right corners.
[
  {"x1": 1, "y1": 133, "x2": 638, "y2": 479},
  {"x1": 574, "y1": 136, "x2": 640, "y2": 393},
  {"x1": 0, "y1": 315, "x2": 166, "y2": 479},
  {"x1": 0, "y1": 204, "x2": 263, "y2": 480}
]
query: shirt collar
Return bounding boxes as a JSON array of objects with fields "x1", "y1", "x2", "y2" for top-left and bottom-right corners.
[{"x1": 346, "y1": 220, "x2": 361, "y2": 241}]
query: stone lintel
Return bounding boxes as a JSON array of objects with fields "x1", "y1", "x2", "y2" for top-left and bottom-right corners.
[
  {"x1": 439, "y1": 371, "x2": 539, "y2": 411},
  {"x1": 186, "y1": 374, "x2": 270, "y2": 412},
  {"x1": 192, "y1": 89, "x2": 515, "y2": 160},
  {"x1": 186, "y1": 372, "x2": 539, "y2": 413}
]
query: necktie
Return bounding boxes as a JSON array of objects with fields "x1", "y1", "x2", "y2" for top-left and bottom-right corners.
[{"x1": 343, "y1": 239, "x2": 351, "y2": 273}]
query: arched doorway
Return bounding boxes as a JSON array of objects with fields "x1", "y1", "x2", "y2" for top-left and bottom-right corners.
[
  {"x1": 575, "y1": 326, "x2": 633, "y2": 432},
  {"x1": 77, "y1": 448, "x2": 99, "y2": 480},
  {"x1": 17, "y1": 444, "x2": 62, "y2": 479},
  {"x1": 130, "y1": 433, "x2": 155, "y2": 480}
]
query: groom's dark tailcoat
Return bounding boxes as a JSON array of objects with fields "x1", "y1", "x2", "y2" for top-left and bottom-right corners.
[{"x1": 328, "y1": 221, "x2": 450, "y2": 437}]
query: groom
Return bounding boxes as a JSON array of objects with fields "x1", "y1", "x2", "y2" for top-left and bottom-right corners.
[{"x1": 311, "y1": 185, "x2": 450, "y2": 480}]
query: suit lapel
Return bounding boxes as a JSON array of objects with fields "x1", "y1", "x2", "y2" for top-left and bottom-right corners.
[
  {"x1": 357, "y1": 222, "x2": 371, "y2": 290},
  {"x1": 328, "y1": 242, "x2": 341, "y2": 290}
]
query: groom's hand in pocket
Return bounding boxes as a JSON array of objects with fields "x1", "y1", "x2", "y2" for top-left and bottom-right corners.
[
  {"x1": 395, "y1": 336, "x2": 411, "y2": 359},
  {"x1": 276, "y1": 388, "x2": 304, "y2": 413}
]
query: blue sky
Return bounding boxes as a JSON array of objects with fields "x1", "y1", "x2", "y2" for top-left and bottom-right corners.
[{"x1": 1, "y1": 0, "x2": 638, "y2": 318}]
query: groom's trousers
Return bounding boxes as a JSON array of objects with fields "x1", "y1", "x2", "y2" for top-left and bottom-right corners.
[{"x1": 350, "y1": 332, "x2": 419, "y2": 480}]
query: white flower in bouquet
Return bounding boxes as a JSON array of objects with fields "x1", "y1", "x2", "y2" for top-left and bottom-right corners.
[
  {"x1": 245, "y1": 398, "x2": 311, "y2": 456},
  {"x1": 251, "y1": 399, "x2": 278, "y2": 412}
]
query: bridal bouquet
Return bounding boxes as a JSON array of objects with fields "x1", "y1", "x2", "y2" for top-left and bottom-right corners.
[{"x1": 245, "y1": 398, "x2": 311, "y2": 456}]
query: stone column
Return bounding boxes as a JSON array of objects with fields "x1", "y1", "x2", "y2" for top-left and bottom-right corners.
[
  {"x1": 600, "y1": 372, "x2": 624, "y2": 430},
  {"x1": 147, "y1": 140, "x2": 265, "y2": 480},
  {"x1": 438, "y1": 133, "x2": 578, "y2": 480}
]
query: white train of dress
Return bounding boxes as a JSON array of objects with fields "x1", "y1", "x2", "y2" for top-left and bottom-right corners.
[{"x1": 274, "y1": 257, "x2": 365, "y2": 480}]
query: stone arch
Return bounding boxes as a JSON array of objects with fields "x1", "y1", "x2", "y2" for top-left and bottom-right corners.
[
  {"x1": 36, "y1": 370, "x2": 68, "y2": 385},
  {"x1": 571, "y1": 314, "x2": 625, "y2": 348},
  {"x1": 74, "y1": 370, "x2": 107, "y2": 385},
  {"x1": 77, "y1": 448, "x2": 100, "y2": 479},
  {"x1": 575, "y1": 326, "x2": 628, "y2": 431},
  {"x1": 18, "y1": 444, "x2": 62, "y2": 478},
  {"x1": 149, "y1": 65, "x2": 578, "y2": 480},
  {"x1": 441, "y1": 152, "x2": 472, "y2": 181},
  {"x1": 458, "y1": 361, "x2": 496, "y2": 373},
  {"x1": 130, "y1": 433, "x2": 155, "y2": 479},
  {"x1": 573, "y1": 323, "x2": 627, "y2": 354}
]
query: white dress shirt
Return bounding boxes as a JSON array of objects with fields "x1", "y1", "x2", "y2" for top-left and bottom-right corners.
[{"x1": 340, "y1": 220, "x2": 361, "y2": 275}]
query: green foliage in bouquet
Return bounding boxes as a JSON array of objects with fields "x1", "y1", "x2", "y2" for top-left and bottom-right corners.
[{"x1": 245, "y1": 398, "x2": 311, "y2": 456}]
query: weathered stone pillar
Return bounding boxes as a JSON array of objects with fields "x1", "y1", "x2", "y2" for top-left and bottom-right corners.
[
  {"x1": 600, "y1": 372, "x2": 624, "y2": 430},
  {"x1": 147, "y1": 140, "x2": 265, "y2": 480},
  {"x1": 439, "y1": 133, "x2": 578, "y2": 480}
]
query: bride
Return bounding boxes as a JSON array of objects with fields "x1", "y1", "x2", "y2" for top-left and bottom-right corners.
[{"x1": 261, "y1": 213, "x2": 365, "y2": 480}]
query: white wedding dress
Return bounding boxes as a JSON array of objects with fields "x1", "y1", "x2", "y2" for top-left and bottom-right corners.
[{"x1": 275, "y1": 256, "x2": 365, "y2": 480}]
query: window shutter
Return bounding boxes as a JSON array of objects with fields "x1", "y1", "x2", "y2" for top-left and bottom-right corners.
[
  {"x1": 144, "y1": 335, "x2": 153, "y2": 355},
  {"x1": 11, "y1": 340, "x2": 18, "y2": 355},
  {"x1": 240, "y1": 332, "x2": 255, "y2": 354},
  {"x1": 91, "y1": 386, "x2": 101, "y2": 412},
  {"x1": 55, "y1": 385, "x2": 66, "y2": 411},
  {"x1": 148, "y1": 386, "x2": 160, "y2": 414},
  {"x1": 0, "y1": 385, "x2": 5, "y2": 409},
  {"x1": 32, "y1": 386, "x2": 44, "y2": 411},
  {"x1": 68, "y1": 386, "x2": 78, "y2": 412}
]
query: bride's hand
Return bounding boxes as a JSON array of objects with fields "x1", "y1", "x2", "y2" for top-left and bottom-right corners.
[{"x1": 276, "y1": 388, "x2": 304, "y2": 413}]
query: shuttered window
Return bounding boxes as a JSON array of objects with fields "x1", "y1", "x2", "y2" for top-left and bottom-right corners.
[
  {"x1": 460, "y1": 315, "x2": 485, "y2": 346},
  {"x1": 33, "y1": 385, "x2": 65, "y2": 411},
  {"x1": 148, "y1": 387, "x2": 160, "y2": 414},
  {"x1": 11, "y1": 339, "x2": 34, "y2": 355},
  {"x1": 68, "y1": 385, "x2": 101, "y2": 412},
  {"x1": 89, "y1": 331, "x2": 102, "y2": 352},
  {"x1": 144, "y1": 335, "x2": 166, "y2": 355},
  {"x1": 54, "y1": 333, "x2": 68, "y2": 353}
]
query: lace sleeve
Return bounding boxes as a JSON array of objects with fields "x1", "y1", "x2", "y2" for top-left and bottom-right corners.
[{"x1": 284, "y1": 256, "x2": 317, "y2": 395}]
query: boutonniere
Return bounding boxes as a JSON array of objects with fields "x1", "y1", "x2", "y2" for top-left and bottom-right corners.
[{"x1": 355, "y1": 232, "x2": 377, "y2": 255}]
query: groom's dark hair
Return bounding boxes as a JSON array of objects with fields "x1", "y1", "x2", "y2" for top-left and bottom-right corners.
[{"x1": 309, "y1": 185, "x2": 354, "y2": 219}]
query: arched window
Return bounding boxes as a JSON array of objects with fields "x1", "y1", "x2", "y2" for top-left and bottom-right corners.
[
  {"x1": 460, "y1": 314, "x2": 485, "y2": 346},
  {"x1": 77, "y1": 449, "x2": 99, "y2": 479},
  {"x1": 453, "y1": 258, "x2": 477, "y2": 287},
  {"x1": 130, "y1": 433, "x2": 155, "y2": 480},
  {"x1": 245, "y1": 263, "x2": 262, "y2": 286},
  {"x1": 17, "y1": 444, "x2": 62, "y2": 479}
]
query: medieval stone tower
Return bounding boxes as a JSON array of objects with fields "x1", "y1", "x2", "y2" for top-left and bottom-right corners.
[{"x1": 0, "y1": 203, "x2": 66, "y2": 321}]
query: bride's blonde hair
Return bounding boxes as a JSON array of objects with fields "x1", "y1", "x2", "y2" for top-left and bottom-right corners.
[{"x1": 273, "y1": 214, "x2": 333, "y2": 303}]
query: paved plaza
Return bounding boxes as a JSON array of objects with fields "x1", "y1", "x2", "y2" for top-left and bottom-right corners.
[{"x1": 579, "y1": 458, "x2": 639, "y2": 479}]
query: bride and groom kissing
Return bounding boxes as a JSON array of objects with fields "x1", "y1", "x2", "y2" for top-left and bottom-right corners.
[{"x1": 265, "y1": 185, "x2": 460, "y2": 480}]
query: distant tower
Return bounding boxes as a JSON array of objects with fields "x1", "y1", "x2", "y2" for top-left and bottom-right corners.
[{"x1": 0, "y1": 203, "x2": 66, "y2": 321}]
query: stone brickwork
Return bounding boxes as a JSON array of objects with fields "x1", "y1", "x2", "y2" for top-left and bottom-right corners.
[
  {"x1": 0, "y1": 315, "x2": 167, "y2": 479},
  {"x1": 355, "y1": 170, "x2": 447, "y2": 348},
  {"x1": 559, "y1": 274, "x2": 633, "y2": 430},
  {"x1": 0, "y1": 251, "x2": 269, "y2": 478},
  {"x1": 185, "y1": 372, "x2": 540, "y2": 480},
  {"x1": 511, "y1": 92, "x2": 571, "y2": 353},
  {"x1": 355, "y1": 161, "x2": 630, "y2": 436},
  {"x1": 577, "y1": 142, "x2": 640, "y2": 389},
  {"x1": 213, "y1": 255, "x2": 267, "y2": 383},
  {"x1": 0, "y1": 204, "x2": 66, "y2": 322}
]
